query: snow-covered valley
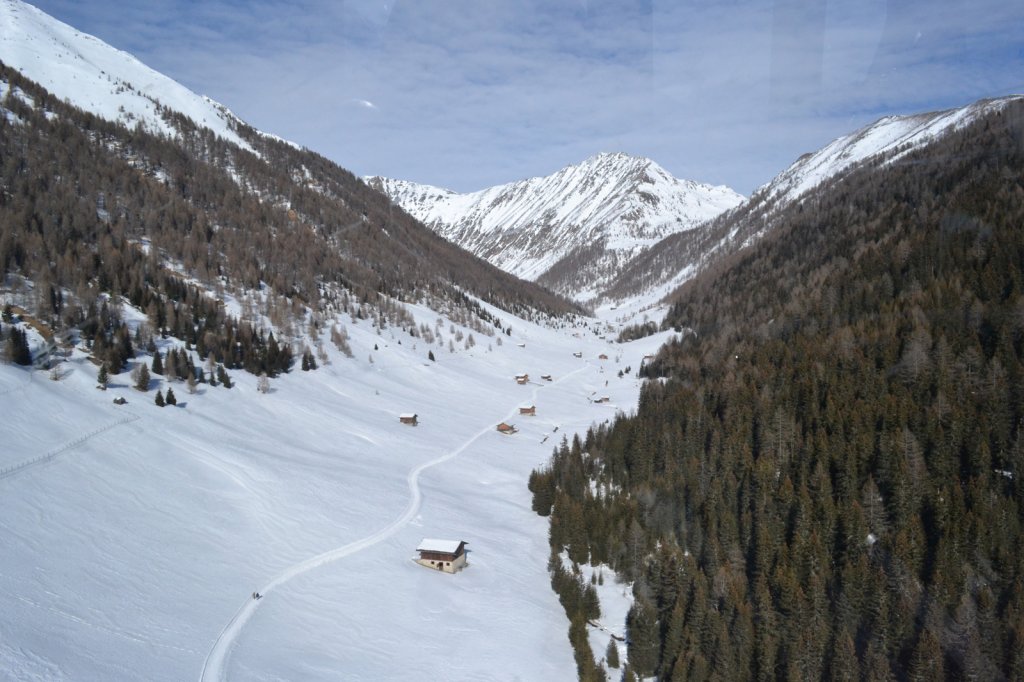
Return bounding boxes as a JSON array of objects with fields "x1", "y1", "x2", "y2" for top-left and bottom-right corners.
[{"x1": 1, "y1": 299, "x2": 672, "y2": 680}]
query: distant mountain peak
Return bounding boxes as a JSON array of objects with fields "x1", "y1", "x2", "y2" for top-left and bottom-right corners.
[{"x1": 370, "y1": 155, "x2": 744, "y2": 301}]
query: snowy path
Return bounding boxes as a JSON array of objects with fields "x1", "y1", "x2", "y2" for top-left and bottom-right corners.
[{"x1": 198, "y1": 366, "x2": 587, "y2": 681}]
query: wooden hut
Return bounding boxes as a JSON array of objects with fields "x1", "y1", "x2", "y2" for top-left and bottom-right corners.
[
  {"x1": 496, "y1": 422, "x2": 518, "y2": 434},
  {"x1": 519, "y1": 405, "x2": 536, "y2": 416},
  {"x1": 515, "y1": 373, "x2": 529, "y2": 385},
  {"x1": 399, "y1": 413, "x2": 418, "y2": 426},
  {"x1": 540, "y1": 374, "x2": 553, "y2": 381},
  {"x1": 415, "y1": 539, "x2": 468, "y2": 573}
]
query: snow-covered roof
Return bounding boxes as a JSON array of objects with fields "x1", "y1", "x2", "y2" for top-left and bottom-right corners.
[
  {"x1": 417, "y1": 539, "x2": 464, "y2": 554},
  {"x1": 399, "y1": 413, "x2": 417, "y2": 419}
]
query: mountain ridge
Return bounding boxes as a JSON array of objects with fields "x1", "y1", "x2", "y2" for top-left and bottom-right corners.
[
  {"x1": 600, "y1": 94, "x2": 1024, "y2": 310},
  {"x1": 0, "y1": 0, "x2": 583, "y2": 355},
  {"x1": 367, "y1": 152, "x2": 744, "y2": 300},
  {"x1": 0, "y1": 0, "x2": 286, "y2": 154}
]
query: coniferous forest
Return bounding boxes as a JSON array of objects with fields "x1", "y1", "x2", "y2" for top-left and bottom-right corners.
[
  {"x1": 0, "y1": 61, "x2": 581, "y2": 375},
  {"x1": 533, "y1": 102, "x2": 1024, "y2": 679}
]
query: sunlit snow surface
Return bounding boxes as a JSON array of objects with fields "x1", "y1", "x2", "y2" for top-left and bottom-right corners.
[
  {"x1": 0, "y1": 296, "x2": 675, "y2": 680},
  {"x1": 0, "y1": 0, "x2": 296, "y2": 154},
  {"x1": 369, "y1": 153, "x2": 744, "y2": 286},
  {"x1": 755, "y1": 96, "x2": 1024, "y2": 207}
]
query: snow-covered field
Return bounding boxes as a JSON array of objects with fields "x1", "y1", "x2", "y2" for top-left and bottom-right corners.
[{"x1": 0, "y1": 301, "x2": 674, "y2": 680}]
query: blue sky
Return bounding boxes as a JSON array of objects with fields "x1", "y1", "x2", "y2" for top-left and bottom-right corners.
[{"x1": 28, "y1": 0, "x2": 1024, "y2": 194}]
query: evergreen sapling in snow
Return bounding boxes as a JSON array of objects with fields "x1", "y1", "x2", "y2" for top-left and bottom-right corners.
[{"x1": 134, "y1": 363, "x2": 151, "y2": 391}]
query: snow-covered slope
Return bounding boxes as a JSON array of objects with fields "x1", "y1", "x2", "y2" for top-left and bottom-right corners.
[
  {"x1": 0, "y1": 294, "x2": 670, "y2": 680},
  {"x1": 755, "y1": 96, "x2": 1024, "y2": 207},
  {"x1": 367, "y1": 153, "x2": 743, "y2": 300},
  {"x1": 0, "y1": 0, "x2": 285, "y2": 153},
  {"x1": 601, "y1": 94, "x2": 1024, "y2": 314}
]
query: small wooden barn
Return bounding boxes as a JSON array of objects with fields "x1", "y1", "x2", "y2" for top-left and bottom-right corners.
[
  {"x1": 496, "y1": 422, "x2": 518, "y2": 434},
  {"x1": 594, "y1": 396, "x2": 610, "y2": 404},
  {"x1": 399, "y1": 413, "x2": 418, "y2": 426},
  {"x1": 598, "y1": 353, "x2": 609, "y2": 360},
  {"x1": 515, "y1": 373, "x2": 529, "y2": 384},
  {"x1": 540, "y1": 374, "x2": 552, "y2": 381},
  {"x1": 573, "y1": 352, "x2": 583, "y2": 358},
  {"x1": 415, "y1": 539, "x2": 468, "y2": 573},
  {"x1": 519, "y1": 405, "x2": 536, "y2": 416}
]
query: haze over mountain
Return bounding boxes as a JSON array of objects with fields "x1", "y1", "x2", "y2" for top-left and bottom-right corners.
[{"x1": 368, "y1": 153, "x2": 743, "y2": 301}]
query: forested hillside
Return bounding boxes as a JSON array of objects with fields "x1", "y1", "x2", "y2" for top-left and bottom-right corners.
[
  {"x1": 532, "y1": 100, "x2": 1024, "y2": 679},
  {"x1": 0, "y1": 61, "x2": 580, "y2": 374}
]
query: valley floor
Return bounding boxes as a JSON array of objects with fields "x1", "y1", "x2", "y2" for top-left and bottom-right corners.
[{"x1": 0, "y1": 302, "x2": 673, "y2": 680}]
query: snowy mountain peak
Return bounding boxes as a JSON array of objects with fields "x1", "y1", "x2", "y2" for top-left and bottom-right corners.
[
  {"x1": 369, "y1": 154, "x2": 744, "y2": 301},
  {"x1": 756, "y1": 95, "x2": 1024, "y2": 206},
  {"x1": 601, "y1": 94, "x2": 1024, "y2": 318},
  {"x1": 0, "y1": 0, "x2": 290, "y2": 153}
]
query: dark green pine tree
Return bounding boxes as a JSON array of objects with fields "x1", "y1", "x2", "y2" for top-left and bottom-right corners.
[
  {"x1": 151, "y1": 350, "x2": 163, "y2": 375},
  {"x1": 428, "y1": 350, "x2": 436, "y2": 361},
  {"x1": 606, "y1": 638, "x2": 620, "y2": 669},
  {"x1": 155, "y1": 389, "x2": 165, "y2": 407},
  {"x1": 907, "y1": 627, "x2": 943, "y2": 681},
  {"x1": 301, "y1": 352, "x2": 310, "y2": 371},
  {"x1": 165, "y1": 387, "x2": 177, "y2": 406},
  {"x1": 827, "y1": 626, "x2": 858, "y2": 682},
  {"x1": 217, "y1": 365, "x2": 232, "y2": 388},
  {"x1": 626, "y1": 596, "x2": 660, "y2": 678},
  {"x1": 97, "y1": 363, "x2": 108, "y2": 388},
  {"x1": 6, "y1": 327, "x2": 32, "y2": 366},
  {"x1": 135, "y1": 363, "x2": 151, "y2": 391},
  {"x1": 267, "y1": 332, "x2": 281, "y2": 374},
  {"x1": 582, "y1": 582, "x2": 601, "y2": 621},
  {"x1": 528, "y1": 468, "x2": 556, "y2": 516}
]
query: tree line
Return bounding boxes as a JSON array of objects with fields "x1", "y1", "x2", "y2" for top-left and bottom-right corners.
[
  {"x1": 0, "y1": 60, "x2": 580, "y2": 377},
  {"x1": 533, "y1": 101, "x2": 1024, "y2": 679}
]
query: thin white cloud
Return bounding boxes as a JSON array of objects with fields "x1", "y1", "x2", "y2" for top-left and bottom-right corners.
[{"x1": 27, "y1": 0, "x2": 1024, "y2": 194}]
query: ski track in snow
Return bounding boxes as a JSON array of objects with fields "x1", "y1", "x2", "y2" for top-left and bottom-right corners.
[{"x1": 199, "y1": 364, "x2": 589, "y2": 681}]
